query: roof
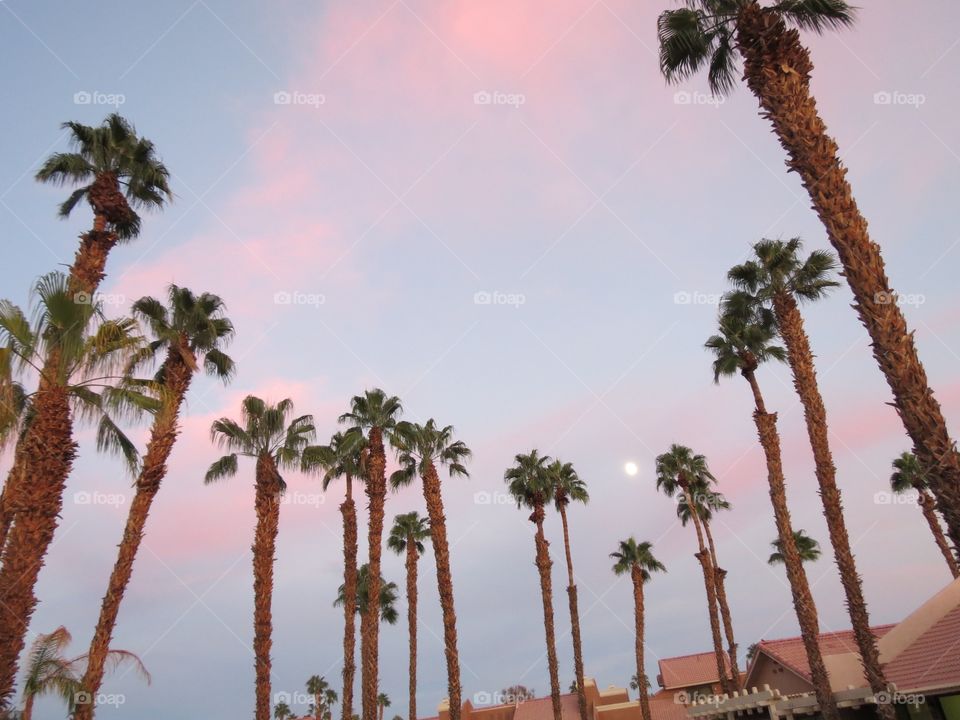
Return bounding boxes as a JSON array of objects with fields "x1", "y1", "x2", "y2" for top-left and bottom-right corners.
[
  {"x1": 658, "y1": 651, "x2": 730, "y2": 690},
  {"x1": 885, "y1": 602, "x2": 960, "y2": 692},
  {"x1": 754, "y1": 625, "x2": 896, "y2": 683},
  {"x1": 647, "y1": 689, "x2": 688, "y2": 720},
  {"x1": 512, "y1": 693, "x2": 581, "y2": 720}
]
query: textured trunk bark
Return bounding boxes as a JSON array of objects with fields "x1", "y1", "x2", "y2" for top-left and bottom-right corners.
[
  {"x1": 0, "y1": 446, "x2": 26, "y2": 554},
  {"x1": 75, "y1": 347, "x2": 193, "y2": 720},
  {"x1": 342, "y1": 476, "x2": 358, "y2": 720},
  {"x1": 253, "y1": 455, "x2": 282, "y2": 720},
  {"x1": 744, "y1": 368, "x2": 840, "y2": 720},
  {"x1": 421, "y1": 462, "x2": 462, "y2": 720},
  {"x1": 558, "y1": 505, "x2": 588, "y2": 720},
  {"x1": 362, "y1": 427, "x2": 386, "y2": 720},
  {"x1": 703, "y1": 521, "x2": 740, "y2": 689},
  {"x1": 735, "y1": 0, "x2": 960, "y2": 563},
  {"x1": 631, "y1": 567, "x2": 652, "y2": 720},
  {"x1": 0, "y1": 383, "x2": 76, "y2": 706},
  {"x1": 22, "y1": 692, "x2": 34, "y2": 720},
  {"x1": 532, "y1": 505, "x2": 562, "y2": 720},
  {"x1": 917, "y1": 488, "x2": 960, "y2": 578},
  {"x1": 406, "y1": 537, "x2": 418, "y2": 720},
  {"x1": 772, "y1": 292, "x2": 891, "y2": 714}
]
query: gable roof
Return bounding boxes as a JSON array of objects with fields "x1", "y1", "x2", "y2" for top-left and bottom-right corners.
[
  {"x1": 751, "y1": 626, "x2": 896, "y2": 684},
  {"x1": 658, "y1": 651, "x2": 730, "y2": 690},
  {"x1": 884, "y1": 602, "x2": 960, "y2": 692}
]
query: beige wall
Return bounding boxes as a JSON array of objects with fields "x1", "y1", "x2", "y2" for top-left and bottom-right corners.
[{"x1": 748, "y1": 654, "x2": 815, "y2": 696}]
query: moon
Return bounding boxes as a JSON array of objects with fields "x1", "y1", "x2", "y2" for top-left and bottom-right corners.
[{"x1": 624, "y1": 461, "x2": 639, "y2": 477}]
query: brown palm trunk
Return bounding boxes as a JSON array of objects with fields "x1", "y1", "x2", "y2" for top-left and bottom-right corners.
[
  {"x1": 342, "y1": 476, "x2": 359, "y2": 720},
  {"x1": 0, "y1": 383, "x2": 76, "y2": 705},
  {"x1": 532, "y1": 504, "x2": 562, "y2": 720},
  {"x1": 772, "y1": 292, "x2": 891, "y2": 716},
  {"x1": 558, "y1": 505, "x2": 588, "y2": 720},
  {"x1": 677, "y1": 475, "x2": 730, "y2": 695},
  {"x1": 22, "y1": 691, "x2": 34, "y2": 720},
  {"x1": 74, "y1": 347, "x2": 193, "y2": 720},
  {"x1": 421, "y1": 462, "x2": 462, "y2": 720},
  {"x1": 362, "y1": 427, "x2": 386, "y2": 720},
  {"x1": 743, "y1": 367, "x2": 839, "y2": 720},
  {"x1": 631, "y1": 566, "x2": 651, "y2": 720},
  {"x1": 917, "y1": 488, "x2": 959, "y2": 578},
  {"x1": 0, "y1": 446, "x2": 27, "y2": 554},
  {"x1": 406, "y1": 536, "x2": 418, "y2": 720},
  {"x1": 735, "y1": 0, "x2": 960, "y2": 561},
  {"x1": 253, "y1": 455, "x2": 282, "y2": 720},
  {"x1": 703, "y1": 521, "x2": 739, "y2": 689}
]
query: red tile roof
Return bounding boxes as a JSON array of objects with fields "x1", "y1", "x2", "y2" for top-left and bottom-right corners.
[
  {"x1": 885, "y1": 603, "x2": 960, "y2": 692},
  {"x1": 658, "y1": 651, "x2": 730, "y2": 690},
  {"x1": 512, "y1": 693, "x2": 581, "y2": 720},
  {"x1": 754, "y1": 625, "x2": 895, "y2": 682},
  {"x1": 647, "y1": 690, "x2": 687, "y2": 720}
]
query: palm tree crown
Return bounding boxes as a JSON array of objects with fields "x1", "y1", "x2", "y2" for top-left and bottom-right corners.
[
  {"x1": 302, "y1": 430, "x2": 367, "y2": 490},
  {"x1": 705, "y1": 299, "x2": 785, "y2": 381},
  {"x1": 611, "y1": 538, "x2": 666, "y2": 581},
  {"x1": 890, "y1": 452, "x2": 927, "y2": 494},
  {"x1": 390, "y1": 419, "x2": 472, "y2": 486},
  {"x1": 334, "y1": 564, "x2": 400, "y2": 625},
  {"x1": 504, "y1": 450, "x2": 553, "y2": 509},
  {"x1": 338, "y1": 389, "x2": 402, "y2": 434},
  {"x1": 548, "y1": 460, "x2": 589, "y2": 511},
  {"x1": 728, "y1": 237, "x2": 839, "y2": 307},
  {"x1": 387, "y1": 512, "x2": 431, "y2": 555},
  {"x1": 769, "y1": 529, "x2": 822, "y2": 565},
  {"x1": 655, "y1": 444, "x2": 715, "y2": 498}
]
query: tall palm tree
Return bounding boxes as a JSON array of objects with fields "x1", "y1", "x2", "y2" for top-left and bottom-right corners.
[
  {"x1": 547, "y1": 459, "x2": 589, "y2": 720},
  {"x1": 377, "y1": 693, "x2": 391, "y2": 720},
  {"x1": 205, "y1": 396, "x2": 315, "y2": 720},
  {"x1": 890, "y1": 452, "x2": 959, "y2": 578},
  {"x1": 728, "y1": 238, "x2": 891, "y2": 708},
  {"x1": 676, "y1": 483, "x2": 739, "y2": 689},
  {"x1": 504, "y1": 450, "x2": 562, "y2": 720},
  {"x1": 654, "y1": 445, "x2": 732, "y2": 693},
  {"x1": 387, "y1": 512, "x2": 430, "y2": 720},
  {"x1": 339, "y1": 390, "x2": 402, "y2": 720},
  {"x1": 610, "y1": 539, "x2": 665, "y2": 720},
  {"x1": 334, "y1": 564, "x2": 400, "y2": 626},
  {"x1": 657, "y1": 0, "x2": 960, "y2": 568},
  {"x1": 19, "y1": 626, "x2": 149, "y2": 720},
  {"x1": 306, "y1": 676, "x2": 338, "y2": 720},
  {"x1": 75, "y1": 286, "x2": 234, "y2": 720},
  {"x1": 705, "y1": 301, "x2": 839, "y2": 720},
  {"x1": 0, "y1": 275, "x2": 149, "y2": 703},
  {"x1": 390, "y1": 419, "x2": 471, "y2": 720},
  {"x1": 769, "y1": 530, "x2": 821, "y2": 566},
  {"x1": 302, "y1": 431, "x2": 367, "y2": 720}
]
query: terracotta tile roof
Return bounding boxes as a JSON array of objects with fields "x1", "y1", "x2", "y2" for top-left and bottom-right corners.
[
  {"x1": 512, "y1": 693, "x2": 581, "y2": 720},
  {"x1": 645, "y1": 689, "x2": 687, "y2": 720},
  {"x1": 756, "y1": 625, "x2": 896, "y2": 682},
  {"x1": 885, "y1": 603, "x2": 960, "y2": 692},
  {"x1": 658, "y1": 651, "x2": 730, "y2": 690}
]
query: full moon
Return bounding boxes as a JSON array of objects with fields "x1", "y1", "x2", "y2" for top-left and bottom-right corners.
[{"x1": 624, "y1": 461, "x2": 639, "y2": 477}]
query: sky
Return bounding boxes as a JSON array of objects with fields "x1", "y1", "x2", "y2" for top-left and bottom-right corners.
[{"x1": 2, "y1": 1, "x2": 960, "y2": 718}]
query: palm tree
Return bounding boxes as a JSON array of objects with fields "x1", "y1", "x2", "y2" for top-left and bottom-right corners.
[
  {"x1": 611, "y1": 539, "x2": 665, "y2": 720},
  {"x1": 705, "y1": 300, "x2": 839, "y2": 720},
  {"x1": 769, "y1": 530, "x2": 821, "y2": 566},
  {"x1": 205, "y1": 396, "x2": 315, "y2": 720},
  {"x1": 547, "y1": 459, "x2": 589, "y2": 720},
  {"x1": 628, "y1": 674, "x2": 649, "y2": 692},
  {"x1": 390, "y1": 419, "x2": 471, "y2": 720},
  {"x1": 377, "y1": 694, "x2": 391, "y2": 720},
  {"x1": 654, "y1": 445, "x2": 732, "y2": 693},
  {"x1": 306, "y1": 676, "x2": 338, "y2": 720},
  {"x1": 657, "y1": 0, "x2": 960, "y2": 569},
  {"x1": 504, "y1": 450, "x2": 562, "y2": 720},
  {"x1": 334, "y1": 564, "x2": 400, "y2": 626},
  {"x1": 302, "y1": 431, "x2": 367, "y2": 720},
  {"x1": 0, "y1": 275, "x2": 149, "y2": 704},
  {"x1": 339, "y1": 389, "x2": 402, "y2": 720},
  {"x1": 890, "y1": 452, "x2": 959, "y2": 578},
  {"x1": 675, "y1": 483, "x2": 739, "y2": 690},
  {"x1": 19, "y1": 626, "x2": 149, "y2": 720},
  {"x1": 275, "y1": 701, "x2": 293, "y2": 720},
  {"x1": 75, "y1": 286, "x2": 234, "y2": 720},
  {"x1": 387, "y1": 512, "x2": 430, "y2": 720},
  {"x1": 728, "y1": 238, "x2": 891, "y2": 708}
]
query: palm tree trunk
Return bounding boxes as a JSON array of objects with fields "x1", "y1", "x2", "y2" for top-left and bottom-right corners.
[
  {"x1": 0, "y1": 446, "x2": 27, "y2": 554},
  {"x1": 22, "y1": 691, "x2": 34, "y2": 720},
  {"x1": 406, "y1": 537, "x2": 418, "y2": 720},
  {"x1": 342, "y1": 476, "x2": 359, "y2": 720},
  {"x1": 702, "y1": 521, "x2": 740, "y2": 689},
  {"x1": 743, "y1": 367, "x2": 839, "y2": 720},
  {"x1": 74, "y1": 349, "x2": 193, "y2": 720},
  {"x1": 734, "y1": 1, "x2": 960, "y2": 561},
  {"x1": 917, "y1": 488, "x2": 960, "y2": 579},
  {"x1": 253, "y1": 455, "x2": 282, "y2": 720},
  {"x1": 772, "y1": 292, "x2": 892, "y2": 716},
  {"x1": 0, "y1": 383, "x2": 76, "y2": 706},
  {"x1": 421, "y1": 462, "x2": 462, "y2": 720},
  {"x1": 362, "y1": 427, "x2": 386, "y2": 720},
  {"x1": 631, "y1": 567, "x2": 652, "y2": 720},
  {"x1": 677, "y1": 476, "x2": 730, "y2": 695},
  {"x1": 532, "y1": 504, "x2": 562, "y2": 720},
  {"x1": 558, "y1": 506, "x2": 588, "y2": 720}
]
